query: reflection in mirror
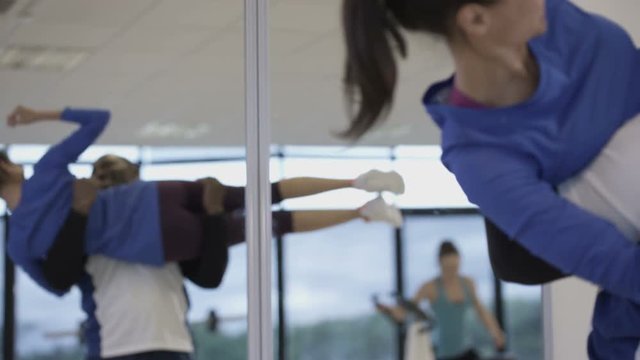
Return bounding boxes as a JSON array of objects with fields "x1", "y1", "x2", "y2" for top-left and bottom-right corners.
[
  {"x1": 0, "y1": 1, "x2": 245, "y2": 360},
  {"x1": 268, "y1": 0, "x2": 549, "y2": 359}
]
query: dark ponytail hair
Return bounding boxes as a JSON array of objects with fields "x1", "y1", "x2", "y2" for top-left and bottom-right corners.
[
  {"x1": 341, "y1": 0, "x2": 497, "y2": 139},
  {"x1": 438, "y1": 239, "x2": 460, "y2": 259},
  {"x1": 341, "y1": 0, "x2": 406, "y2": 139}
]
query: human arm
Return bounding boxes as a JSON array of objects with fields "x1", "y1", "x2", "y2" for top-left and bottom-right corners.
[
  {"x1": 465, "y1": 277, "x2": 506, "y2": 350},
  {"x1": 180, "y1": 178, "x2": 229, "y2": 288},
  {"x1": 375, "y1": 303, "x2": 407, "y2": 323},
  {"x1": 179, "y1": 215, "x2": 229, "y2": 288},
  {"x1": 447, "y1": 146, "x2": 640, "y2": 302},
  {"x1": 375, "y1": 282, "x2": 435, "y2": 322},
  {"x1": 7, "y1": 106, "x2": 110, "y2": 171},
  {"x1": 7, "y1": 106, "x2": 62, "y2": 127}
]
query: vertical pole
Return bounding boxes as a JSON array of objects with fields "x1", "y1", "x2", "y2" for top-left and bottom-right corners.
[
  {"x1": 276, "y1": 235, "x2": 286, "y2": 360},
  {"x1": 392, "y1": 149, "x2": 405, "y2": 360},
  {"x1": 494, "y1": 276, "x2": 505, "y2": 330},
  {"x1": 542, "y1": 285, "x2": 554, "y2": 360},
  {"x1": 3, "y1": 213, "x2": 15, "y2": 360},
  {"x1": 395, "y1": 227, "x2": 405, "y2": 360},
  {"x1": 245, "y1": 0, "x2": 273, "y2": 358}
]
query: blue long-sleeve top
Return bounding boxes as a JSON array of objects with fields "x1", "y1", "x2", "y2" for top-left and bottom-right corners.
[
  {"x1": 7, "y1": 109, "x2": 164, "y2": 295},
  {"x1": 424, "y1": 0, "x2": 640, "y2": 303}
]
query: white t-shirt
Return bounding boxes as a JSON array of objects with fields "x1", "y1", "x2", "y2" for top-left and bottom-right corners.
[
  {"x1": 559, "y1": 114, "x2": 640, "y2": 242},
  {"x1": 85, "y1": 255, "x2": 194, "y2": 358}
]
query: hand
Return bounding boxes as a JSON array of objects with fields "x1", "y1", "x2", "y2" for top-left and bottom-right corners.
[
  {"x1": 198, "y1": 177, "x2": 225, "y2": 215},
  {"x1": 7, "y1": 106, "x2": 42, "y2": 127},
  {"x1": 73, "y1": 178, "x2": 100, "y2": 215},
  {"x1": 375, "y1": 303, "x2": 391, "y2": 314},
  {"x1": 375, "y1": 303, "x2": 404, "y2": 324},
  {"x1": 493, "y1": 331, "x2": 506, "y2": 351}
]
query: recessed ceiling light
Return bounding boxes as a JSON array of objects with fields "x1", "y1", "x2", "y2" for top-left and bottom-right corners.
[
  {"x1": 139, "y1": 122, "x2": 212, "y2": 140},
  {"x1": 0, "y1": 45, "x2": 89, "y2": 71}
]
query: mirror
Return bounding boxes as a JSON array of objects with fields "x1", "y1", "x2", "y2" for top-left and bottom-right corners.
[
  {"x1": 0, "y1": 1, "x2": 247, "y2": 359},
  {"x1": 267, "y1": 1, "x2": 542, "y2": 359}
]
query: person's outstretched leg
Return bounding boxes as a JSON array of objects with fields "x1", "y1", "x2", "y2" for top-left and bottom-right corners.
[
  {"x1": 225, "y1": 210, "x2": 356, "y2": 246},
  {"x1": 279, "y1": 170, "x2": 405, "y2": 199},
  {"x1": 223, "y1": 182, "x2": 284, "y2": 212},
  {"x1": 180, "y1": 178, "x2": 229, "y2": 289},
  {"x1": 289, "y1": 210, "x2": 360, "y2": 232},
  {"x1": 223, "y1": 170, "x2": 405, "y2": 212},
  {"x1": 277, "y1": 177, "x2": 353, "y2": 199},
  {"x1": 225, "y1": 196, "x2": 403, "y2": 246},
  {"x1": 284, "y1": 196, "x2": 403, "y2": 233}
]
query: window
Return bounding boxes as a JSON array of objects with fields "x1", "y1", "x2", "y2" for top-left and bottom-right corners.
[
  {"x1": 404, "y1": 214, "x2": 497, "y2": 357},
  {"x1": 283, "y1": 222, "x2": 396, "y2": 360},
  {"x1": 4, "y1": 145, "x2": 542, "y2": 360}
]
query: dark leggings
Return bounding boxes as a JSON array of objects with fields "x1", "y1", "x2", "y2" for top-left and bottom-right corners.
[
  {"x1": 93, "y1": 351, "x2": 192, "y2": 360},
  {"x1": 158, "y1": 181, "x2": 293, "y2": 261},
  {"x1": 42, "y1": 211, "x2": 88, "y2": 291},
  {"x1": 439, "y1": 349, "x2": 480, "y2": 360},
  {"x1": 485, "y1": 217, "x2": 567, "y2": 285}
]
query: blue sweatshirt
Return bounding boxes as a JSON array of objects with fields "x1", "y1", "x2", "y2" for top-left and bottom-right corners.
[
  {"x1": 8, "y1": 108, "x2": 164, "y2": 296},
  {"x1": 423, "y1": 0, "x2": 640, "y2": 357}
]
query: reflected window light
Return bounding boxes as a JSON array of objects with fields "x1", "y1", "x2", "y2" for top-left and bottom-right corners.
[
  {"x1": 282, "y1": 145, "x2": 392, "y2": 159},
  {"x1": 4, "y1": 144, "x2": 473, "y2": 209},
  {"x1": 140, "y1": 161, "x2": 248, "y2": 186},
  {"x1": 8, "y1": 145, "x2": 140, "y2": 166},
  {"x1": 78, "y1": 146, "x2": 140, "y2": 163},
  {"x1": 395, "y1": 158, "x2": 473, "y2": 209},
  {"x1": 141, "y1": 146, "x2": 247, "y2": 164},
  {"x1": 394, "y1": 145, "x2": 442, "y2": 159},
  {"x1": 8, "y1": 145, "x2": 49, "y2": 164},
  {"x1": 69, "y1": 164, "x2": 94, "y2": 178},
  {"x1": 23, "y1": 165, "x2": 34, "y2": 179}
]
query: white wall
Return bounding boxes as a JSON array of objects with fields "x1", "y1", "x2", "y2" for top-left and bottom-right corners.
[{"x1": 543, "y1": 277, "x2": 599, "y2": 360}]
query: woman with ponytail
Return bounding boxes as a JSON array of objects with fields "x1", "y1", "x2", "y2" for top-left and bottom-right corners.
[
  {"x1": 378, "y1": 240, "x2": 505, "y2": 360},
  {"x1": 342, "y1": 0, "x2": 640, "y2": 357}
]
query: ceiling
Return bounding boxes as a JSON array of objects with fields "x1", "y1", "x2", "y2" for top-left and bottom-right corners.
[{"x1": 0, "y1": 0, "x2": 637, "y2": 147}]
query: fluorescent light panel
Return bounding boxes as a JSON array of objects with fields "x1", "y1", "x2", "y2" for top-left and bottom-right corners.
[{"x1": 0, "y1": 45, "x2": 89, "y2": 71}]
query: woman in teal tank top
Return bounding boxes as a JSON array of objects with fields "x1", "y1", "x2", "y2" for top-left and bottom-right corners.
[
  {"x1": 378, "y1": 241, "x2": 505, "y2": 360},
  {"x1": 432, "y1": 272, "x2": 475, "y2": 359}
]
